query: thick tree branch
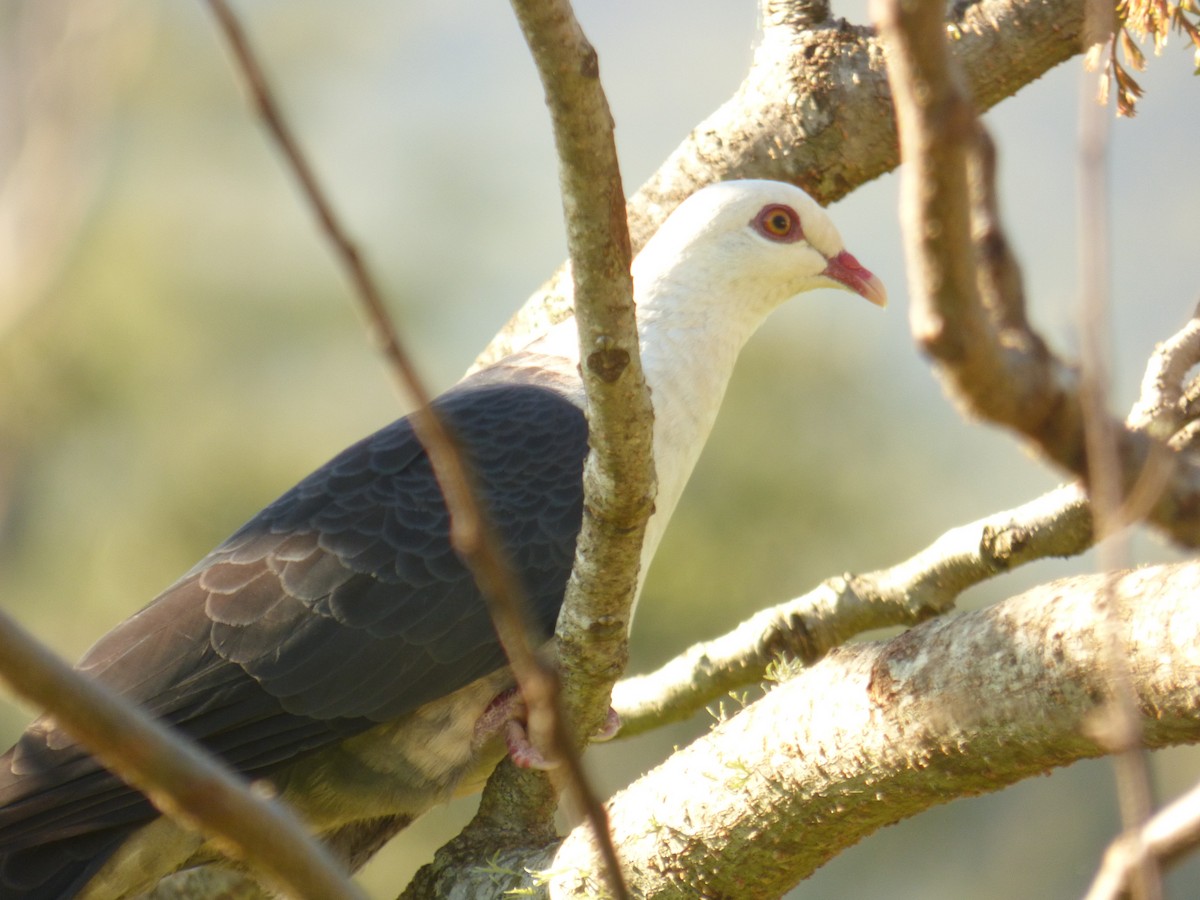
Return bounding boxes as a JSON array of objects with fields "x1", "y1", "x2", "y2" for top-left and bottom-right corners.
[
  {"x1": 476, "y1": 0, "x2": 1089, "y2": 366},
  {"x1": 428, "y1": 560, "x2": 1200, "y2": 897}
]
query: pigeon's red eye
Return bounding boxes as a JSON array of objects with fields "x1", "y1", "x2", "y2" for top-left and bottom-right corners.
[{"x1": 752, "y1": 204, "x2": 803, "y2": 243}]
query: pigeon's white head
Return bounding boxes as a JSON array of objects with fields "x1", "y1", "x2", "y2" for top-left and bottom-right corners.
[
  {"x1": 623, "y1": 179, "x2": 886, "y2": 597},
  {"x1": 634, "y1": 179, "x2": 886, "y2": 329}
]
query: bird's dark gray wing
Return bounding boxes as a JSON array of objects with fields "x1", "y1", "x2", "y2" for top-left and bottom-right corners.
[{"x1": 0, "y1": 370, "x2": 588, "y2": 896}]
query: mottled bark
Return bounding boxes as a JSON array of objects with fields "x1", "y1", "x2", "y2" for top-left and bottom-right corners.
[{"x1": 426, "y1": 562, "x2": 1200, "y2": 898}]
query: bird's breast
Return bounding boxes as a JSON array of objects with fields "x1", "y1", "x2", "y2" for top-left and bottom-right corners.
[{"x1": 273, "y1": 667, "x2": 515, "y2": 829}]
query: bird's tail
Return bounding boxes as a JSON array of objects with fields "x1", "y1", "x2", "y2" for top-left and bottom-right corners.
[{"x1": 0, "y1": 828, "x2": 132, "y2": 899}]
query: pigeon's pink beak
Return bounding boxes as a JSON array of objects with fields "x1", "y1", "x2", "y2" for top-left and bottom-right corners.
[{"x1": 822, "y1": 250, "x2": 887, "y2": 308}]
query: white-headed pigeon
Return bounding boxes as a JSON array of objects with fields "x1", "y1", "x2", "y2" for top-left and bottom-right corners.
[{"x1": 0, "y1": 179, "x2": 885, "y2": 898}]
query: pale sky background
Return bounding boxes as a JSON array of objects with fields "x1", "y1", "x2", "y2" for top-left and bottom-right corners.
[{"x1": 1, "y1": 1, "x2": 1198, "y2": 896}]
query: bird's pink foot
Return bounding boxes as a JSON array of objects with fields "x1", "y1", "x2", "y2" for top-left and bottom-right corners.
[
  {"x1": 594, "y1": 706, "x2": 621, "y2": 742},
  {"x1": 503, "y1": 716, "x2": 556, "y2": 770},
  {"x1": 473, "y1": 688, "x2": 621, "y2": 769}
]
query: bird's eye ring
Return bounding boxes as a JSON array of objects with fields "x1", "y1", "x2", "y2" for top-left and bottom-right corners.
[{"x1": 752, "y1": 204, "x2": 803, "y2": 243}]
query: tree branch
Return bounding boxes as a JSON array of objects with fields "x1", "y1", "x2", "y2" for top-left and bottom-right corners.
[
  {"x1": 507, "y1": 0, "x2": 650, "y2": 769},
  {"x1": 1076, "y1": 11, "x2": 1161, "y2": 890},
  {"x1": 613, "y1": 297, "x2": 1200, "y2": 731},
  {"x1": 476, "y1": 0, "x2": 1089, "y2": 367},
  {"x1": 428, "y1": 560, "x2": 1200, "y2": 897},
  {"x1": 404, "y1": 0, "x2": 648, "y2": 895},
  {"x1": 205, "y1": 0, "x2": 555, "y2": 743},
  {"x1": 874, "y1": 0, "x2": 1200, "y2": 550},
  {"x1": 0, "y1": 610, "x2": 360, "y2": 900},
  {"x1": 613, "y1": 482, "x2": 1092, "y2": 736},
  {"x1": 1128, "y1": 303, "x2": 1200, "y2": 442},
  {"x1": 1087, "y1": 779, "x2": 1200, "y2": 900}
]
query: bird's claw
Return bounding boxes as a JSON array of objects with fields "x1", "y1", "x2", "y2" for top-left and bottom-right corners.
[
  {"x1": 475, "y1": 688, "x2": 621, "y2": 769},
  {"x1": 593, "y1": 706, "x2": 621, "y2": 742},
  {"x1": 503, "y1": 717, "x2": 557, "y2": 770}
]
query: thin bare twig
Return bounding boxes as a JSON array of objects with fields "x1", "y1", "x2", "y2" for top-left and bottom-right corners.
[
  {"x1": 205, "y1": 0, "x2": 586, "y2": 885},
  {"x1": 0, "y1": 609, "x2": 361, "y2": 900},
  {"x1": 204, "y1": 0, "x2": 563, "y2": 812},
  {"x1": 1080, "y1": 1, "x2": 1161, "y2": 897},
  {"x1": 1128, "y1": 303, "x2": 1200, "y2": 440},
  {"x1": 1079, "y1": 10, "x2": 1160, "y2": 897},
  {"x1": 0, "y1": 1, "x2": 115, "y2": 340},
  {"x1": 1087, "y1": 778, "x2": 1200, "y2": 900},
  {"x1": 873, "y1": 0, "x2": 1174, "y2": 889}
]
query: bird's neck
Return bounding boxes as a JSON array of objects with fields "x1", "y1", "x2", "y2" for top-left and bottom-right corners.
[
  {"x1": 518, "y1": 288, "x2": 767, "y2": 607},
  {"x1": 634, "y1": 296, "x2": 762, "y2": 579}
]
